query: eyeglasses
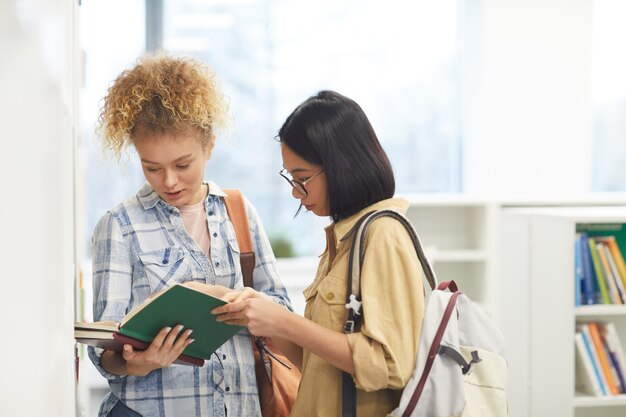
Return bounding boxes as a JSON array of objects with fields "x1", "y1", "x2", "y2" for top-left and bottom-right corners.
[{"x1": 279, "y1": 168, "x2": 324, "y2": 197}]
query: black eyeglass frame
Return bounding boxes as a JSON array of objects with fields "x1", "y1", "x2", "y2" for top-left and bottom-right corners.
[{"x1": 279, "y1": 168, "x2": 324, "y2": 197}]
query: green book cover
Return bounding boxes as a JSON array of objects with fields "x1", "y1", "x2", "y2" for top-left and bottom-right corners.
[
  {"x1": 118, "y1": 284, "x2": 243, "y2": 360},
  {"x1": 576, "y1": 223, "x2": 626, "y2": 252}
]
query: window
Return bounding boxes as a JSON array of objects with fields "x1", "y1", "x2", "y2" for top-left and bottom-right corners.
[
  {"x1": 80, "y1": 0, "x2": 463, "y2": 257},
  {"x1": 591, "y1": 0, "x2": 626, "y2": 191}
]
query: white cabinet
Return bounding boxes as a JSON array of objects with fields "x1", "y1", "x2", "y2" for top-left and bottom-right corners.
[{"x1": 501, "y1": 206, "x2": 626, "y2": 417}]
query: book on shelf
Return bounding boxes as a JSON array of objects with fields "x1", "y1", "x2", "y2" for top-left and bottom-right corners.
[
  {"x1": 598, "y1": 235, "x2": 626, "y2": 295},
  {"x1": 600, "y1": 242, "x2": 626, "y2": 304},
  {"x1": 600, "y1": 322, "x2": 626, "y2": 394},
  {"x1": 598, "y1": 240, "x2": 626, "y2": 304},
  {"x1": 575, "y1": 331, "x2": 603, "y2": 396},
  {"x1": 588, "y1": 237, "x2": 611, "y2": 305},
  {"x1": 596, "y1": 242, "x2": 623, "y2": 304},
  {"x1": 578, "y1": 324, "x2": 609, "y2": 396},
  {"x1": 575, "y1": 234, "x2": 583, "y2": 306},
  {"x1": 586, "y1": 322, "x2": 620, "y2": 395},
  {"x1": 75, "y1": 283, "x2": 244, "y2": 367},
  {"x1": 579, "y1": 233, "x2": 598, "y2": 305}
]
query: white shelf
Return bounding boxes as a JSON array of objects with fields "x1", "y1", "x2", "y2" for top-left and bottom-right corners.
[
  {"x1": 427, "y1": 249, "x2": 488, "y2": 263},
  {"x1": 574, "y1": 393, "x2": 626, "y2": 407},
  {"x1": 500, "y1": 207, "x2": 626, "y2": 417},
  {"x1": 576, "y1": 305, "x2": 626, "y2": 317},
  {"x1": 404, "y1": 199, "x2": 496, "y2": 317}
]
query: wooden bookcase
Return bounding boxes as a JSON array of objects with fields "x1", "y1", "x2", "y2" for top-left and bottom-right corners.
[{"x1": 501, "y1": 206, "x2": 626, "y2": 417}]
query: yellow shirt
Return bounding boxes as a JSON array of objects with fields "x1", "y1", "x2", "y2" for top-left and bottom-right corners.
[{"x1": 291, "y1": 198, "x2": 426, "y2": 417}]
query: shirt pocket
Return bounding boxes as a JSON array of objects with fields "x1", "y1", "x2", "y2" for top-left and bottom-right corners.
[
  {"x1": 138, "y1": 246, "x2": 191, "y2": 292},
  {"x1": 208, "y1": 237, "x2": 241, "y2": 286},
  {"x1": 308, "y1": 273, "x2": 348, "y2": 331}
]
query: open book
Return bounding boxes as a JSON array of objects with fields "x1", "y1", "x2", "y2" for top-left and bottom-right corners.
[{"x1": 75, "y1": 283, "x2": 243, "y2": 367}]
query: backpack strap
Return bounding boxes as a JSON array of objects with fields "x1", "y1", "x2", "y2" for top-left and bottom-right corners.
[
  {"x1": 402, "y1": 288, "x2": 462, "y2": 417},
  {"x1": 222, "y1": 189, "x2": 256, "y2": 288},
  {"x1": 341, "y1": 209, "x2": 437, "y2": 417},
  {"x1": 222, "y1": 189, "x2": 294, "y2": 378},
  {"x1": 344, "y1": 209, "x2": 436, "y2": 327}
]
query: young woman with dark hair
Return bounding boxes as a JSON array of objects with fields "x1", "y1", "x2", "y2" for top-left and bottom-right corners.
[
  {"x1": 214, "y1": 90, "x2": 426, "y2": 417},
  {"x1": 277, "y1": 90, "x2": 396, "y2": 222}
]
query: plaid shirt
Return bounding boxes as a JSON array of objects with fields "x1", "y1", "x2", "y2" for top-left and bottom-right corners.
[{"x1": 88, "y1": 181, "x2": 291, "y2": 417}]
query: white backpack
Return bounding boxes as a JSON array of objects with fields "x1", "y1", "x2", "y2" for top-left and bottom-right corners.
[{"x1": 341, "y1": 210, "x2": 508, "y2": 417}]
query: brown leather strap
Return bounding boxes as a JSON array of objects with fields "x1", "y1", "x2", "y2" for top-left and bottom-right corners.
[
  {"x1": 222, "y1": 189, "x2": 256, "y2": 288},
  {"x1": 403, "y1": 288, "x2": 461, "y2": 417}
]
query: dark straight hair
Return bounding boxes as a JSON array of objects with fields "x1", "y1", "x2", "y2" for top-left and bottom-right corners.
[{"x1": 278, "y1": 90, "x2": 395, "y2": 222}]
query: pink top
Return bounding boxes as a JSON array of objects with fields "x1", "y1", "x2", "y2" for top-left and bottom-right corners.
[{"x1": 177, "y1": 199, "x2": 210, "y2": 256}]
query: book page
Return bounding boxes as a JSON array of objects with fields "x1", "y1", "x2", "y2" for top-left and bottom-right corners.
[{"x1": 74, "y1": 321, "x2": 119, "y2": 332}]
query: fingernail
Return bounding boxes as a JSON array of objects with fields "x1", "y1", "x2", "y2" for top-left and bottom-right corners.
[
  {"x1": 165, "y1": 327, "x2": 172, "y2": 332},
  {"x1": 187, "y1": 339, "x2": 195, "y2": 344},
  {"x1": 186, "y1": 329, "x2": 194, "y2": 335}
]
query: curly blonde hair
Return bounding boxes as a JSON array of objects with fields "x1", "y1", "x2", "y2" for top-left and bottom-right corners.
[{"x1": 97, "y1": 53, "x2": 229, "y2": 159}]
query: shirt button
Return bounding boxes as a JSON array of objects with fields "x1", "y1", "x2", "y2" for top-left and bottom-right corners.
[
  {"x1": 209, "y1": 211, "x2": 214, "y2": 215},
  {"x1": 225, "y1": 387, "x2": 230, "y2": 392},
  {"x1": 327, "y1": 292, "x2": 335, "y2": 300},
  {"x1": 222, "y1": 354, "x2": 226, "y2": 360},
  {"x1": 215, "y1": 262, "x2": 220, "y2": 267},
  {"x1": 213, "y1": 232, "x2": 218, "y2": 237}
]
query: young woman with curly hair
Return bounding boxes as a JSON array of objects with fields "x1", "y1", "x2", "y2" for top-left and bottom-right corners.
[{"x1": 89, "y1": 54, "x2": 291, "y2": 417}]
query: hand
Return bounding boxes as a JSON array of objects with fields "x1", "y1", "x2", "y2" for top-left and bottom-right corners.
[
  {"x1": 212, "y1": 295, "x2": 290, "y2": 338},
  {"x1": 221, "y1": 287, "x2": 268, "y2": 303},
  {"x1": 123, "y1": 325, "x2": 194, "y2": 376},
  {"x1": 182, "y1": 281, "x2": 233, "y2": 299}
]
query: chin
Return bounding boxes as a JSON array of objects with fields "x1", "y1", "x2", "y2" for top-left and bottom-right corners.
[{"x1": 312, "y1": 208, "x2": 330, "y2": 217}]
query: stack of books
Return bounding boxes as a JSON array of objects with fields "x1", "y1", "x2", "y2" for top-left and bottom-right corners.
[
  {"x1": 575, "y1": 228, "x2": 626, "y2": 306},
  {"x1": 75, "y1": 283, "x2": 243, "y2": 366},
  {"x1": 575, "y1": 321, "x2": 626, "y2": 396}
]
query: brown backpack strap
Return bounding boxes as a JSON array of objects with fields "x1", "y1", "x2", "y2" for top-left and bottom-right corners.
[{"x1": 222, "y1": 189, "x2": 256, "y2": 288}]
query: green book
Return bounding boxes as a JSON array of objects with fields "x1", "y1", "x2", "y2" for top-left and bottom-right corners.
[{"x1": 75, "y1": 284, "x2": 243, "y2": 365}]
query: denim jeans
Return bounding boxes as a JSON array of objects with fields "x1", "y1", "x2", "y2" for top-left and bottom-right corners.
[{"x1": 108, "y1": 401, "x2": 142, "y2": 417}]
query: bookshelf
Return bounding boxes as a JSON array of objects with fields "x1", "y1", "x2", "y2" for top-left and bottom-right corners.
[
  {"x1": 402, "y1": 195, "x2": 499, "y2": 318},
  {"x1": 501, "y1": 206, "x2": 626, "y2": 417}
]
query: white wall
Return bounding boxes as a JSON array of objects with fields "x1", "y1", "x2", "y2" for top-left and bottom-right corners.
[
  {"x1": 464, "y1": 0, "x2": 593, "y2": 195},
  {"x1": 0, "y1": 1, "x2": 77, "y2": 416}
]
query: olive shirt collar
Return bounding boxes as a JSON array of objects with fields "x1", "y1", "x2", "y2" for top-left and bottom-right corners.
[{"x1": 323, "y1": 197, "x2": 410, "y2": 264}]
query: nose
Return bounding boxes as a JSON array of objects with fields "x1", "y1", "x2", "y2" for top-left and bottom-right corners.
[
  {"x1": 163, "y1": 169, "x2": 178, "y2": 188},
  {"x1": 291, "y1": 187, "x2": 305, "y2": 199}
]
